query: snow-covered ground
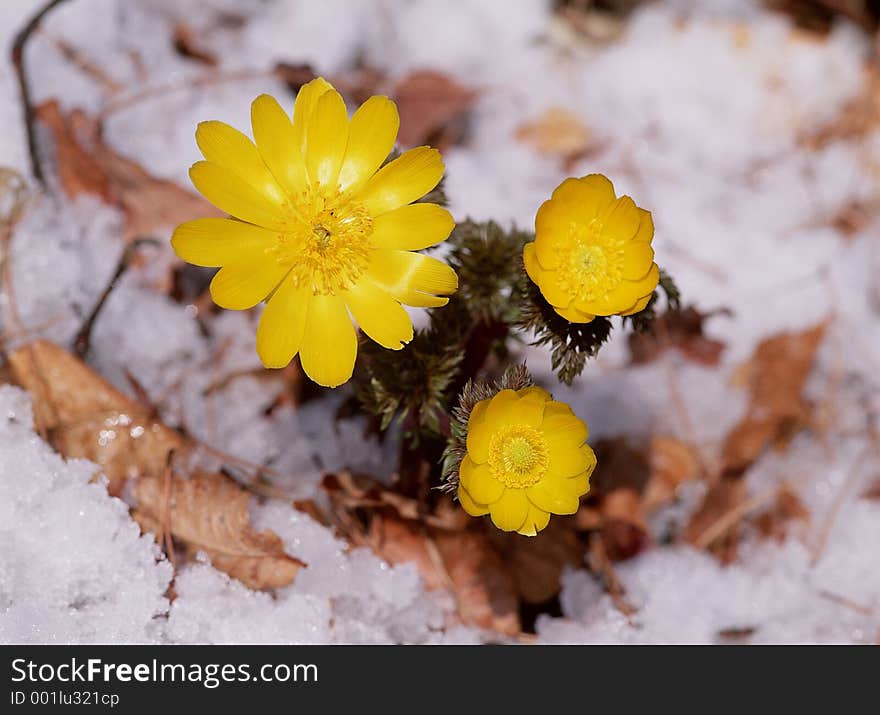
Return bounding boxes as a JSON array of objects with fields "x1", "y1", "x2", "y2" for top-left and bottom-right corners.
[{"x1": 1, "y1": 0, "x2": 879, "y2": 643}]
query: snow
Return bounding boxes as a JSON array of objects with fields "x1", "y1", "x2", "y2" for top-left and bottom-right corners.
[
  {"x1": 0, "y1": 385, "x2": 172, "y2": 644},
  {"x1": 1, "y1": 0, "x2": 879, "y2": 644}
]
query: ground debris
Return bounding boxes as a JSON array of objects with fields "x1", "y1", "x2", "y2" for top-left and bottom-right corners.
[
  {"x1": 134, "y1": 470, "x2": 304, "y2": 591},
  {"x1": 35, "y1": 100, "x2": 218, "y2": 240}
]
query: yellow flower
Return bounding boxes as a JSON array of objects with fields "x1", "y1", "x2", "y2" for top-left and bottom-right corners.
[
  {"x1": 171, "y1": 78, "x2": 458, "y2": 387},
  {"x1": 457, "y1": 386, "x2": 595, "y2": 536},
  {"x1": 524, "y1": 174, "x2": 658, "y2": 323}
]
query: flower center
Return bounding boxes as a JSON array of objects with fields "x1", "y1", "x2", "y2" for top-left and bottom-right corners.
[
  {"x1": 487, "y1": 425, "x2": 549, "y2": 488},
  {"x1": 553, "y1": 217, "x2": 625, "y2": 304},
  {"x1": 267, "y1": 187, "x2": 374, "y2": 295}
]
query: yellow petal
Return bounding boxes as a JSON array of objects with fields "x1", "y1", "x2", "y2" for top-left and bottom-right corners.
[
  {"x1": 581, "y1": 444, "x2": 598, "y2": 480},
  {"x1": 466, "y1": 401, "x2": 492, "y2": 464},
  {"x1": 468, "y1": 399, "x2": 490, "y2": 426},
  {"x1": 458, "y1": 484, "x2": 489, "y2": 517},
  {"x1": 338, "y1": 95, "x2": 399, "y2": 194},
  {"x1": 577, "y1": 263, "x2": 659, "y2": 316},
  {"x1": 484, "y1": 389, "x2": 521, "y2": 431},
  {"x1": 566, "y1": 472, "x2": 591, "y2": 498},
  {"x1": 365, "y1": 249, "x2": 457, "y2": 307},
  {"x1": 189, "y1": 161, "x2": 286, "y2": 230},
  {"x1": 357, "y1": 146, "x2": 444, "y2": 216},
  {"x1": 518, "y1": 386, "x2": 552, "y2": 402},
  {"x1": 209, "y1": 258, "x2": 288, "y2": 310},
  {"x1": 304, "y1": 88, "x2": 349, "y2": 189},
  {"x1": 251, "y1": 94, "x2": 308, "y2": 196},
  {"x1": 298, "y1": 294, "x2": 357, "y2": 387},
  {"x1": 171, "y1": 218, "x2": 276, "y2": 267},
  {"x1": 534, "y1": 175, "x2": 616, "y2": 269},
  {"x1": 370, "y1": 203, "x2": 454, "y2": 251},
  {"x1": 547, "y1": 442, "x2": 593, "y2": 478},
  {"x1": 633, "y1": 208, "x2": 654, "y2": 243},
  {"x1": 515, "y1": 388, "x2": 551, "y2": 427},
  {"x1": 554, "y1": 303, "x2": 595, "y2": 323},
  {"x1": 527, "y1": 476, "x2": 580, "y2": 515},
  {"x1": 620, "y1": 290, "x2": 653, "y2": 317},
  {"x1": 543, "y1": 401, "x2": 575, "y2": 420},
  {"x1": 195, "y1": 121, "x2": 286, "y2": 205},
  {"x1": 292, "y1": 77, "x2": 333, "y2": 154},
  {"x1": 618, "y1": 263, "x2": 660, "y2": 312},
  {"x1": 541, "y1": 412, "x2": 588, "y2": 450},
  {"x1": 489, "y1": 489, "x2": 530, "y2": 532},
  {"x1": 460, "y1": 456, "x2": 505, "y2": 505},
  {"x1": 344, "y1": 278, "x2": 413, "y2": 350},
  {"x1": 256, "y1": 274, "x2": 310, "y2": 368},
  {"x1": 562, "y1": 174, "x2": 616, "y2": 214},
  {"x1": 517, "y1": 504, "x2": 551, "y2": 537},
  {"x1": 622, "y1": 241, "x2": 655, "y2": 280},
  {"x1": 524, "y1": 243, "x2": 571, "y2": 307},
  {"x1": 600, "y1": 195, "x2": 640, "y2": 242}
]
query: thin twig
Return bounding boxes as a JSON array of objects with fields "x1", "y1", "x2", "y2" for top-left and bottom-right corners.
[
  {"x1": 11, "y1": 0, "x2": 72, "y2": 185},
  {"x1": 72, "y1": 237, "x2": 159, "y2": 359}
]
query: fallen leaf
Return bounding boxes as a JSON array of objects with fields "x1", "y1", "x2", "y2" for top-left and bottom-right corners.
[
  {"x1": 273, "y1": 63, "x2": 317, "y2": 94},
  {"x1": 172, "y1": 24, "x2": 218, "y2": 66},
  {"x1": 684, "y1": 478, "x2": 747, "y2": 562},
  {"x1": 752, "y1": 486, "x2": 810, "y2": 541},
  {"x1": 8, "y1": 340, "x2": 184, "y2": 495},
  {"x1": 861, "y1": 479, "x2": 880, "y2": 500},
  {"x1": 488, "y1": 519, "x2": 585, "y2": 604},
  {"x1": 642, "y1": 436, "x2": 702, "y2": 513},
  {"x1": 801, "y1": 65, "x2": 880, "y2": 149},
  {"x1": 322, "y1": 470, "x2": 466, "y2": 530},
  {"x1": 628, "y1": 306, "x2": 729, "y2": 366},
  {"x1": 368, "y1": 514, "x2": 520, "y2": 635},
  {"x1": 582, "y1": 439, "x2": 651, "y2": 560},
  {"x1": 590, "y1": 438, "x2": 651, "y2": 495},
  {"x1": 829, "y1": 199, "x2": 873, "y2": 239},
  {"x1": 35, "y1": 100, "x2": 219, "y2": 240},
  {"x1": 393, "y1": 70, "x2": 476, "y2": 149},
  {"x1": 601, "y1": 487, "x2": 649, "y2": 561},
  {"x1": 135, "y1": 470, "x2": 304, "y2": 590},
  {"x1": 515, "y1": 107, "x2": 592, "y2": 167},
  {"x1": 721, "y1": 323, "x2": 826, "y2": 477}
]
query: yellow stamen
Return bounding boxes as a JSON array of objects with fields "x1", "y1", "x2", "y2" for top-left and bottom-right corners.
[
  {"x1": 487, "y1": 425, "x2": 549, "y2": 488},
  {"x1": 553, "y1": 218, "x2": 625, "y2": 304},
  {"x1": 266, "y1": 186, "x2": 374, "y2": 295}
]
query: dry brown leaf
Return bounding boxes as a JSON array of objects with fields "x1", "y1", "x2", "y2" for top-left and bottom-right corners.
[
  {"x1": 322, "y1": 470, "x2": 466, "y2": 530},
  {"x1": 488, "y1": 519, "x2": 585, "y2": 604},
  {"x1": 172, "y1": 24, "x2": 218, "y2": 66},
  {"x1": 515, "y1": 107, "x2": 592, "y2": 167},
  {"x1": 135, "y1": 470, "x2": 304, "y2": 590},
  {"x1": 861, "y1": 479, "x2": 880, "y2": 500},
  {"x1": 368, "y1": 514, "x2": 520, "y2": 635},
  {"x1": 393, "y1": 70, "x2": 477, "y2": 149},
  {"x1": 36, "y1": 100, "x2": 219, "y2": 240},
  {"x1": 643, "y1": 436, "x2": 702, "y2": 513},
  {"x1": 721, "y1": 323, "x2": 826, "y2": 477},
  {"x1": 752, "y1": 486, "x2": 810, "y2": 541},
  {"x1": 801, "y1": 63, "x2": 880, "y2": 150},
  {"x1": 684, "y1": 478, "x2": 747, "y2": 561},
  {"x1": 582, "y1": 439, "x2": 651, "y2": 560},
  {"x1": 8, "y1": 340, "x2": 184, "y2": 495},
  {"x1": 628, "y1": 306, "x2": 728, "y2": 366},
  {"x1": 601, "y1": 487, "x2": 649, "y2": 561},
  {"x1": 590, "y1": 438, "x2": 651, "y2": 495}
]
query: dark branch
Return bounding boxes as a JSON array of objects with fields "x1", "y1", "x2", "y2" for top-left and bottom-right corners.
[{"x1": 11, "y1": 0, "x2": 71, "y2": 185}]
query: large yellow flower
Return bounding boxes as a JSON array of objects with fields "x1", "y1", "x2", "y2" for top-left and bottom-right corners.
[
  {"x1": 457, "y1": 386, "x2": 595, "y2": 536},
  {"x1": 524, "y1": 174, "x2": 658, "y2": 323},
  {"x1": 172, "y1": 78, "x2": 458, "y2": 387}
]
